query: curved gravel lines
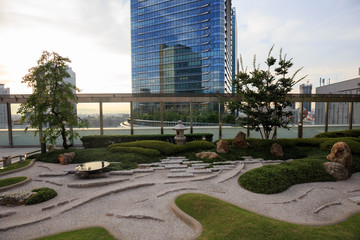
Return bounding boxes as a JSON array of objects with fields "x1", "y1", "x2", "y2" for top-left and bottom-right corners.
[
  {"x1": 67, "y1": 178, "x2": 129, "y2": 188},
  {"x1": 157, "y1": 188, "x2": 199, "y2": 197}
]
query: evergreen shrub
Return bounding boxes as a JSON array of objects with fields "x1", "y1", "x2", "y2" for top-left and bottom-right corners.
[
  {"x1": 108, "y1": 146, "x2": 161, "y2": 157},
  {"x1": 25, "y1": 187, "x2": 57, "y2": 205}
]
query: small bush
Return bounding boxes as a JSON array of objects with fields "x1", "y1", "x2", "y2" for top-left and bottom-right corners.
[
  {"x1": 178, "y1": 140, "x2": 214, "y2": 152},
  {"x1": 108, "y1": 146, "x2": 161, "y2": 157},
  {"x1": 25, "y1": 187, "x2": 57, "y2": 205},
  {"x1": 81, "y1": 133, "x2": 213, "y2": 148},
  {"x1": 314, "y1": 129, "x2": 360, "y2": 138},
  {"x1": 108, "y1": 140, "x2": 178, "y2": 155}
]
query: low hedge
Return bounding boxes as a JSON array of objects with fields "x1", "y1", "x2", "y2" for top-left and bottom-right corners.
[
  {"x1": 177, "y1": 140, "x2": 214, "y2": 152},
  {"x1": 319, "y1": 137, "x2": 360, "y2": 155},
  {"x1": 218, "y1": 138, "x2": 323, "y2": 148},
  {"x1": 238, "y1": 158, "x2": 336, "y2": 194},
  {"x1": 314, "y1": 129, "x2": 360, "y2": 138},
  {"x1": 108, "y1": 146, "x2": 161, "y2": 157},
  {"x1": 26, "y1": 187, "x2": 57, "y2": 205},
  {"x1": 81, "y1": 133, "x2": 213, "y2": 148}
]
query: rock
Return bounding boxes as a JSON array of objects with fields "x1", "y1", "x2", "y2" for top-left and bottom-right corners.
[
  {"x1": 196, "y1": 152, "x2": 219, "y2": 159},
  {"x1": 270, "y1": 143, "x2": 284, "y2": 157},
  {"x1": 0, "y1": 191, "x2": 35, "y2": 206},
  {"x1": 58, "y1": 152, "x2": 75, "y2": 165},
  {"x1": 323, "y1": 162, "x2": 349, "y2": 180},
  {"x1": 216, "y1": 139, "x2": 229, "y2": 154},
  {"x1": 326, "y1": 142, "x2": 352, "y2": 171},
  {"x1": 232, "y1": 131, "x2": 251, "y2": 149}
]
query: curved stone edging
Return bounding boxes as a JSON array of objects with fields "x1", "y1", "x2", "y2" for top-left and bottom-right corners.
[
  {"x1": 169, "y1": 195, "x2": 203, "y2": 240},
  {"x1": 0, "y1": 159, "x2": 36, "y2": 177},
  {"x1": 67, "y1": 178, "x2": 129, "y2": 188},
  {"x1": 0, "y1": 216, "x2": 51, "y2": 231},
  {"x1": 0, "y1": 177, "x2": 32, "y2": 192}
]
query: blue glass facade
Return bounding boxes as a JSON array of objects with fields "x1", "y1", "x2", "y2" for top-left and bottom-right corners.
[{"x1": 131, "y1": 0, "x2": 233, "y2": 94}]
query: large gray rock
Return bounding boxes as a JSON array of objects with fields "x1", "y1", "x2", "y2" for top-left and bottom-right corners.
[
  {"x1": 326, "y1": 142, "x2": 352, "y2": 171},
  {"x1": 196, "y1": 152, "x2": 219, "y2": 159},
  {"x1": 323, "y1": 162, "x2": 349, "y2": 180},
  {"x1": 216, "y1": 139, "x2": 229, "y2": 154},
  {"x1": 270, "y1": 143, "x2": 284, "y2": 157},
  {"x1": 0, "y1": 191, "x2": 35, "y2": 206},
  {"x1": 232, "y1": 131, "x2": 250, "y2": 149}
]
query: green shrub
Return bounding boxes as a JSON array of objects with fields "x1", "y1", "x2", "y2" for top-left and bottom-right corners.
[
  {"x1": 319, "y1": 138, "x2": 360, "y2": 155},
  {"x1": 108, "y1": 140, "x2": 178, "y2": 155},
  {"x1": 81, "y1": 133, "x2": 213, "y2": 148},
  {"x1": 178, "y1": 140, "x2": 214, "y2": 152},
  {"x1": 216, "y1": 138, "x2": 322, "y2": 148},
  {"x1": 25, "y1": 187, "x2": 57, "y2": 205},
  {"x1": 314, "y1": 129, "x2": 360, "y2": 138},
  {"x1": 108, "y1": 146, "x2": 161, "y2": 157},
  {"x1": 238, "y1": 158, "x2": 336, "y2": 194}
]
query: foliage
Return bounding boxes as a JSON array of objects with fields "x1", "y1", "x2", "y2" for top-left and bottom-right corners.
[
  {"x1": 108, "y1": 146, "x2": 161, "y2": 157},
  {"x1": 177, "y1": 140, "x2": 214, "y2": 152},
  {"x1": 314, "y1": 129, "x2": 360, "y2": 138},
  {"x1": 319, "y1": 137, "x2": 360, "y2": 155},
  {"x1": 25, "y1": 187, "x2": 57, "y2": 205},
  {"x1": 108, "y1": 140, "x2": 179, "y2": 155},
  {"x1": 17, "y1": 51, "x2": 87, "y2": 149},
  {"x1": 36, "y1": 227, "x2": 116, "y2": 240},
  {"x1": 81, "y1": 133, "x2": 213, "y2": 148},
  {"x1": 0, "y1": 177, "x2": 27, "y2": 187},
  {"x1": 228, "y1": 46, "x2": 306, "y2": 140},
  {"x1": 176, "y1": 193, "x2": 360, "y2": 240},
  {"x1": 238, "y1": 158, "x2": 336, "y2": 194}
]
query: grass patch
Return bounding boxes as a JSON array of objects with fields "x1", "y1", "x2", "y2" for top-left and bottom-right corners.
[
  {"x1": 0, "y1": 176, "x2": 27, "y2": 187},
  {"x1": 176, "y1": 193, "x2": 360, "y2": 240},
  {"x1": 0, "y1": 159, "x2": 32, "y2": 174},
  {"x1": 37, "y1": 227, "x2": 116, "y2": 240}
]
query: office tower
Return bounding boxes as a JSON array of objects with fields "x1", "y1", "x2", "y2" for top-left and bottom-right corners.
[
  {"x1": 0, "y1": 84, "x2": 10, "y2": 128},
  {"x1": 299, "y1": 83, "x2": 312, "y2": 111},
  {"x1": 315, "y1": 77, "x2": 360, "y2": 125},
  {"x1": 231, "y1": 7, "x2": 238, "y2": 93},
  {"x1": 131, "y1": 0, "x2": 233, "y2": 95}
]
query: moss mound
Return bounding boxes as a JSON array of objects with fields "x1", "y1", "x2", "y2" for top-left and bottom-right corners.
[{"x1": 26, "y1": 187, "x2": 57, "y2": 205}]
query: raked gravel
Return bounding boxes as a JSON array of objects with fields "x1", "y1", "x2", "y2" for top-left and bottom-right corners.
[{"x1": 0, "y1": 160, "x2": 359, "y2": 240}]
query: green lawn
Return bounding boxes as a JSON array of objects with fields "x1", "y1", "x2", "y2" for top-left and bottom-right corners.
[
  {"x1": 36, "y1": 227, "x2": 116, "y2": 240},
  {"x1": 0, "y1": 159, "x2": 32, "y2": 174},
  {"x1": 176, "y1": 193, "x2": 360, "y2": 240},
  {"x1": 0, "y1": 176, "x2": 27, "y2": 187}
]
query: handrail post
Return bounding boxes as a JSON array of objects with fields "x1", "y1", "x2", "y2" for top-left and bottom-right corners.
[
  {"x1": 218, "y1": 102, "x2": 222, "y2": 139},
  {"x1": 130, "y1": 101, "x2": 134, "y2": 135},
  {"x1": 160, "y1": 101, "x2": 164, "y2": 134},
  {"x1": 324, "y1": 102, "x2": 329, "y2": 133},
  {"x1": 6, "y1": 103, "x2": 13, "y2": 148},
  {"x1": 99, "y1": 102, "x2": 104, "y2": 135},
  {"x1": 298, "y1": 101, "x2": 304, "y2": 138},
  {"x1": 190, "y1": 101, "x2": 193, "y2": 134},
  {"x1": 349, "y1": 102, "x2": 353, "y2": 130}
]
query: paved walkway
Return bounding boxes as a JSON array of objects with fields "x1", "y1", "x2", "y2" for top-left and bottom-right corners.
[{"x1": 0, "y1": 153, "x2": 359, "y2": 240}]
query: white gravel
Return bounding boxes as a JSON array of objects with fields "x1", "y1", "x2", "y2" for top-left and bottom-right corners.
[{"x1": 0, "y1": 160, "x2": 359, "y2": 240}]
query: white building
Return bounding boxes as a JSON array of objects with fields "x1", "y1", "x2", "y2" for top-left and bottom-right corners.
[
  {"x1": 0, "y1": 84, "x2": 10, "y2": 128},
  {"x1": 315, "y1": 77, "x2": 360, "y2": 125}
]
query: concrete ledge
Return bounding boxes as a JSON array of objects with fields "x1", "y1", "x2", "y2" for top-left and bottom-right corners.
[
  {"x1": 169, "y1": 196, "x2": 203, "y2": 240},
  {"x1": 0, "y1": 176, "x2": 32, "y2": 192},
  {"x1": 0, "y1": 159, "x2": 36, "y2": 177}
]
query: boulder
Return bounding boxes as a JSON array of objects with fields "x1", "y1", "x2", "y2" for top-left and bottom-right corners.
[
  {"x1": 326, "y1": 142, "x2": 352, "y2": 171},
  {"x1": 0, "y1": 191, "x2": 35, "y2": 206},
  {"x1": 323, "y1": 162, "x2": 349, "y2": 180},
  {"x1": 232, "y1": 131, "x2": 251, "y2": 149},
  {"x1": 270, "y1": 143, "x2": 284, "y2": 157},
  {"x1": 216, "y1": 140, "x2": 229, "y2": 154},
  {"x1": 196, "y1": 152, "x2": 219, "y2": 159},
  {"x1": 58, "y1": 152, "x2": 76, "y2": 165}
]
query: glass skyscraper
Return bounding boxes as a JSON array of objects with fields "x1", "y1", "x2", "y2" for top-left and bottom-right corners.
[{"x1": 131, "y1": 0, "x2": 234, "y2": 95}]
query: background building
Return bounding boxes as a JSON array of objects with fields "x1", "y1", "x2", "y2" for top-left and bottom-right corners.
[
  {"x1": 315, "y1": 77, "x2": 360, "y2": 124},
  {"x1": 131, "y1": 0, "x2": 234, "y2": 95},
  {"x1": 299, "y1": 83, "x2": 312, "y2": 111},
  {"x1": 0, "y1": 84, "x2": 10, "y2": 129},
  {"x1": 231, "y1": 7, "x2": 238, "y2": 93}
]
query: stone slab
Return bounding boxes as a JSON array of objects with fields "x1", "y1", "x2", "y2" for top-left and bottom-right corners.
[
  {"x1": 109, "y1": 170, "x2": 134, "y2": 175},
  {"x1": 187, "y1": 169, "x2": 212, "y2": 174},
  {"x1": 152, "y1": 167, "x2": 166, "y2": 170},
  {"x1": 167, "y1": 173, "x2": 194, "y2": 178},
  {"x1": 39, "y1": 172, "x2": 68, "y2": 177},
  {"x1": 182, "y1": 161, "x2": 203, "y2": 164},
  {"x1": 133, "y1": 168, "x2": 154, "y2": 173},
  {"x1": 191, "y1": 163, "x2": 210, "y2": 167},
  {"x1": 349, "y1": 196, "x2": 360, "y2": 205},
  {"x1": 164, "y1": 164, "x2": 188, "y2": 169},
  {"x1": 170, "y1": 169, "x2": 187, "y2": 173},
  {"x1": 161, "y1": 160, "x2": 183, "y2": 164}
]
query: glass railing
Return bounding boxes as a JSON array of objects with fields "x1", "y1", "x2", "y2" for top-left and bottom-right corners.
[{"x1": 1, "y1": 124, "x2": 359, "y2": 147}]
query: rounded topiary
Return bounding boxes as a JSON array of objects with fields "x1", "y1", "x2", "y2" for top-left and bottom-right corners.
[
  {"x1": 108, "y1": 146, "x2": 161, "y2": 157},
  {"x1": 25, "y1": 187, "x2": 57, "y2": 205}
]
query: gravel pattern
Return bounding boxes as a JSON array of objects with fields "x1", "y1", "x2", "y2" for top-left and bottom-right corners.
[{"x1": 0, "y1": 156, "x2": 359, "y2": 240}]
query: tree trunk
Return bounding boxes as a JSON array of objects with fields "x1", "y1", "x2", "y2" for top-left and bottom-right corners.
[{"x1": 61, "y1": 124, "x2": 68, "y2": 149}]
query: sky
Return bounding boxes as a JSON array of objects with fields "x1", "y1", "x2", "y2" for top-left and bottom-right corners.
[{"x1": 0, "y1": 0, "x2": 359, "y2": 98}]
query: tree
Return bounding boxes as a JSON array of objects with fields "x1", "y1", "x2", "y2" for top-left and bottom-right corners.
[
  {"x1": 18, "y1": 51, "x2": 87, "y2": 151},
  {"x1": 228, "y1": 46, "x2": 306, "y2": 140}
]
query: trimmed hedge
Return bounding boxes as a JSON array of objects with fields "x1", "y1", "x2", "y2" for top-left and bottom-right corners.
[
  {"x1": 81, "y1": 133, "x2": 213, "y2": 148},
  {"x1": 26, "y1": 187, "x2": 57, "y2": 205},
  {"x1": 108, "y1": 140, "x2": 214, "y2": 156},
  {"x1": 108, "y1": 146, "x2": 161, "y2": 157},
  {"x1": 238, "y1": 158, "x2": 336, "y2": 194},
  {"x1": 319, "y1": 137, "x2": 360, "y2": 155},
  {"x1": 218, "y1": 138, "x2": 323, "y2": 148},
  {"x1": 314, "y1": 129, "x2": 360, "y2": 138}
]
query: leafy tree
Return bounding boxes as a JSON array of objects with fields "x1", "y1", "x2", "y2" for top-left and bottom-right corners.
[
  {"x1": 18, "y1": 51, "x2": 87, "y2": 151},
  {"x1": 228, "y1": 46, "x2": 306, "y2": 140}
]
